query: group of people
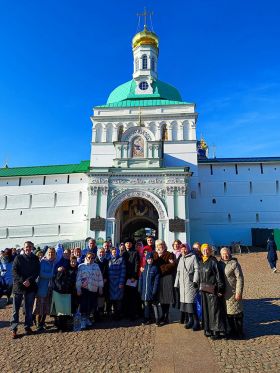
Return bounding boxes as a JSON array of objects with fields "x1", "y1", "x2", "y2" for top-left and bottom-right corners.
[{"x1": 0, "y1": 236, "x2": 247, "y2": 341}]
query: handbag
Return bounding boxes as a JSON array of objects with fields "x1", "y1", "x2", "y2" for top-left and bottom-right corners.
[{"x1": 200, "y1": 282, "x2": 215, "y2": 294}]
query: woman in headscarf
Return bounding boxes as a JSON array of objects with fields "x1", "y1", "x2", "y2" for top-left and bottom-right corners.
[
  {"x1": 199, "y1": 243, "x2": 227, "y2": 340},
  {"x1": 108, "y1": 247, "x2": 126, "y2": 320},
  {"x1": 172, "y1": 240, "x2": 182, "y2": 261},
  {"x1": 153, "y1": 239, "x2": 176, "y2": 326},
  {"x1": 219, "y1": 247, "x2": 244, "y2": 339},
  {"x1": 171, "y1": 240, "x2": 183, "y2": 313},
  {"x1": 174, "y1": 243, "x2": 200, "y2": 331},
  {"x1": 33, "y1": 247, "x2": 56, "y2": 331}
]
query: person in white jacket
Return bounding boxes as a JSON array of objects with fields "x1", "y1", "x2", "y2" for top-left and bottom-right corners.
[{"x1": 76, "y1": 252, "x2": 103, "y2": 329}]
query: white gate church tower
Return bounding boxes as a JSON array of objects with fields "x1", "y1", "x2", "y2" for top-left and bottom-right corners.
[{"x1": 88, "y1": 24, "x2": 199, "y2": 246}]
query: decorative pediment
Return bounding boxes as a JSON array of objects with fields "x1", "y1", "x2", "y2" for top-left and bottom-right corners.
[{"x1": 121, "y1": 126, "x2": 155, "y2": 142}]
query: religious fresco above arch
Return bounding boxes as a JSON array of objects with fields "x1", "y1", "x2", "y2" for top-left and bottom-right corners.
[{"x1": 132, "y1": 136, "x2": 144, "y2": 158}]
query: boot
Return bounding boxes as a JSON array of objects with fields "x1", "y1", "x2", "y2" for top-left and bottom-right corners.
[
  {"x1": 180, "y1": 312, "x2": 185, "y2": 324},
  {"x1": 192, "y1": 313, "x2": 200, "y2": 331},
  {"x1": 184, "y1": 313, "x2": 193, "y2": 329}
]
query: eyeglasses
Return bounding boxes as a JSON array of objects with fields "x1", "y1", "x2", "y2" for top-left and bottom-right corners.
[{"x1": 87, "y1": 257, "x2": 94, "y2": 261}]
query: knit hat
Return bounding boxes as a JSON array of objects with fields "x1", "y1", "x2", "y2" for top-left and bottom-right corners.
[{"x1": 146, "y1": 252, "x2": 154, "y2": 260}]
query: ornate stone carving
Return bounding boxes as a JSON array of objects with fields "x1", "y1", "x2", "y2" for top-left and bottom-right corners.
[
  {"x1": 90, "y1": 186, "x2": 98, "y2": 195},
  {"x1": 166, "y1": 177, "x2": 186, "y2": 184},
  {"x1": 90, "y1": 177, "x2": 109, "y2": 185},
  {"x1": 107, "y1": 190, "x2": 167, "y2": 220},
  {"x1": 153, "y1": 188, "x2": 166, "y2": 200},
  {"x1": 110, "y1": 177, "x2": 164, "y2": 185},
  {"x1": 166, "y1": 186, "x2": 187, "y2": 195},
  {"x1": 89, "y1": 186, "x2": 108, "y2": 195}
]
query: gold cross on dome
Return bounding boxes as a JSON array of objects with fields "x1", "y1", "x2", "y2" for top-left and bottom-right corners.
[{"x1": 137, "y1": 7, "x2": 154, "y2": 30}]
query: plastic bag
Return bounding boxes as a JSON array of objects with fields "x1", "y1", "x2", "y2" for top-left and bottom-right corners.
[{"x1": 194, "y1": 292, "x2": 202, "y2": 321}]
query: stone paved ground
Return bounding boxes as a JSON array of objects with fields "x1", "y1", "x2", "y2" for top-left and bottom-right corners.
[
  {"x1": 0, "y1": 252, "x2": 279, "y2": 373},
  {"x1": 0, "y1": 307, "x2": 155, "y2": 373},
  {"x1": 209, "y1": 252, "x2": 280, "y2": 373}
]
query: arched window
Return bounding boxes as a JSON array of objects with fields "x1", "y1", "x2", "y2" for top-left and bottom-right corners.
[
  {"x1": 151, "y1": 57, "x2": 155, "y2": 71},
  {"x1": 135, "y1": 58, "x2": 139, "y2": 71},
  {"x1": 142, "y1": 54, "x2": 147, "y2": 70}
]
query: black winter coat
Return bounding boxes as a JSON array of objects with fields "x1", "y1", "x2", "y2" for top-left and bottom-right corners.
[
  {"x1": 95, "y1": 257, "x2": 109, "y2": 281},
  {"x1": 52, "y1": 269, "x2": 74, "y2": 294},
  {"x1": 138, "y1": 264, "x2": 160, "y2": 301},
  {"x1": 12, "y1": 253, "x2": 40, "y2": 294},
  {"x1": 267, "y1": 239, "x2": 278, "y2": 262},
  {"x1": 153, "y1": 251, "x2": 176, "y2": 304},
  {"x1": 199, "y1": 256, "x2": 227, "y2": 333},
  {"x1": 122, "y1": 249, "x2": 139, "y2": 279}
]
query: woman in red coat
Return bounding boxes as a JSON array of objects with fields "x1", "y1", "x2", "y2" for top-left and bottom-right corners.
[{"x1": 153, "y1": 239, "x2": 176, "y2": 326}]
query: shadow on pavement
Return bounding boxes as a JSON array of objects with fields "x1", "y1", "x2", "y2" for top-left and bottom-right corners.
[{"x1": 244, "y1": 298, "x2": 280, "y2": 339}]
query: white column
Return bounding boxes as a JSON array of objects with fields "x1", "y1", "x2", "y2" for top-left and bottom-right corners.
[
  {"x1": 106, "y1": 218, "x2": 115, "y2": 244},
  {"x1": 177, "y1": 188, "x2": 188, "y2": 243},
  {"x1": 166, "y1": 187, "x2": 176, "y2": 247},
  {"x1": 154, "y1": 145, "x2": 159, "y2": 158},
  {"x1": 98, "y1": 187, "x2": 108, "y2": 240},
  {"x1": 178, "y1": 121, "x2": 184, "y2": 140},
  {"x1": 155, "y1": 124, "x2": 161, "y2": 140},
  {"x1": 148, "y1": 144, "x2": 153, "y2": 158},
  {"x1": 87, "y1": 186, "x2": 98, "y2": 235},
  {"x1": 102, "y1": 124, "x2": 107, "y2": 142},
  {"x1": 116, "y1": 145, "x2": 121, "y2": 159},
  {"x1": 112, "y1": 125, "x2": 118, "y2": 142},
  {"x1": 167, "y1": 123, "x2": 172, "y2": 141},
  {"x1": 188, "y1": 120, "x2": 196, "y2": 140},
  {"x1": 92, "y1": 128, "x2": 97, "y2": 142}
]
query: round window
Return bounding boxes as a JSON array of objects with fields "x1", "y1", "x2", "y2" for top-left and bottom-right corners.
[{"x1": 139, "y1": 81, "x2": 149, "y2": 90}]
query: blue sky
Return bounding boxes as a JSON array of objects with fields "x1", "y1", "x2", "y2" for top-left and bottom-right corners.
[{"x1": 0, "y1": 0, "x2": 279, "y2": 166}]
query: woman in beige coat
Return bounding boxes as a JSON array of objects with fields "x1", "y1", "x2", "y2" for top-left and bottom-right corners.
[{"x1": 219, "y1": 247, "x2": 244, "y2": 339}]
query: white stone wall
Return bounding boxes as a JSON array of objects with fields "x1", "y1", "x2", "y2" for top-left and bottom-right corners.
[
  {"x1": 190, "y1": 162, "x2": 280, "y2": 246},
  {"x1": 0, "y1": 173, "x2": 89, "y2": 248}
]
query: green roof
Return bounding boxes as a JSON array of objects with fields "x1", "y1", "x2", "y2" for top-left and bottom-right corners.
[
  {"x1": 106, "y1": 79, "x2": 183, "y2": 104},
  {"x1": 96, "y1": 99, "x2": 190, "y2": 108},
  {"x1": 0, "y1": 160, "x2": 90, "y2": 178}
]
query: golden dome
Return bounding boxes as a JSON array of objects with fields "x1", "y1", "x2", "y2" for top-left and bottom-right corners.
[{"x1": 132, "y1": 29, "x2": 159, "y2": 50}]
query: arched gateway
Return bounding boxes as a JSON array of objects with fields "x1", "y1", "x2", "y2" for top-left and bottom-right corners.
[{"x1": 107, "y1": 190, "x2": 168, "y2": 245}]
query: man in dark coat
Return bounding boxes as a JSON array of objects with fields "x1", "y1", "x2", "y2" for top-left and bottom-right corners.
[
  {"x1": 11, "y1": 241, "x2": 40, "y2": 338},
  {"x1": 82, "y1": 238, "x2": 98, "y2": 258},
  {"x1": 267, "y1": 235, "x2": 278, "y2": 273},
  {"x1": 122, "y1": 241, "x2": 140, "y2": 320}
]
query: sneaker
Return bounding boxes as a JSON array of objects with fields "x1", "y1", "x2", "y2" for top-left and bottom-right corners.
[{"x1": 273, "y1": 268, "x2": 277, "y2": 273}]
